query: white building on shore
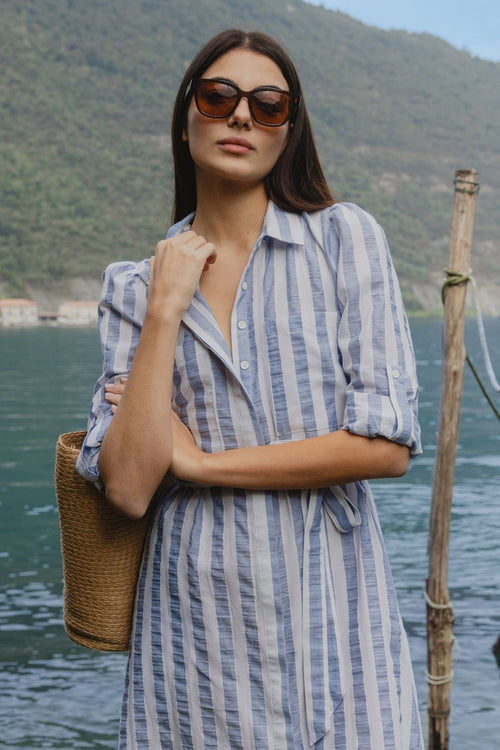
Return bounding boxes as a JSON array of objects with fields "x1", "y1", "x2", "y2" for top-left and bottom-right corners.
[
  {"x1": 0, "y1": 299, "x2": 39, "y2": 327},
  {"x1": 57, "y1": 300, "x2": 98, "y2": 326}
]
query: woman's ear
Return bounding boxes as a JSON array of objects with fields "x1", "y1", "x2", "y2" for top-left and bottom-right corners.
[{"x1": 182, "y1": 128, "x2": 188, "y2": 142}]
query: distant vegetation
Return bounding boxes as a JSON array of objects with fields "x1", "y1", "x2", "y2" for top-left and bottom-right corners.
[{"x1": 2, "y1": 0, "x2": 499, "y2": 310}]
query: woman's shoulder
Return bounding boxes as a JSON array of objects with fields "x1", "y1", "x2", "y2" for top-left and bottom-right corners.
[
  {"x1": 101, "y1": 258, "x2": 152, "y2": 290},
  {"x1": 314, "y1": 201, "x2": 380, "y2": 229},
  {"x1": 302, "y1": 202, "x2": 385, "y2": 258},
  {"x1": 99, "y1": 259, "x2": 153, "y2": 313}
]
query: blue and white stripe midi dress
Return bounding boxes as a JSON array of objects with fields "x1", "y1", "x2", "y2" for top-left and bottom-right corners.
[{"x1": 77, "y1": 201, "x2": 424, "y2": 749}]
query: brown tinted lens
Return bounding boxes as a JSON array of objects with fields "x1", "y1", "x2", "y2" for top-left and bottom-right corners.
[
  {"x1": 251, "y1": 90, "x2": 291, "y2": 125},
  {"x1": 196, "y1": 81, "x2": 238, "y2": 117}
]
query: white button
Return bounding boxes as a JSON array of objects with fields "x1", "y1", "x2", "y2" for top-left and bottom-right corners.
[
  {"x1": 240, "y1": 360, "x2": 249, "y2": 370},
  {"x1": 241, "y1": 281, "x2": 248, "y2": 290},
  {"x1": 237, "y1": 320, "x2": 247, "y2": 330},
  {"x1": 391, "y1": 368, "x2": 400, "y2": 379}
]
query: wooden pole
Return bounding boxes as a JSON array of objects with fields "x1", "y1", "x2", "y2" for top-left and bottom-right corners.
[{"x1": 427, "y1": 168, "x2": 479, "y2": 749}]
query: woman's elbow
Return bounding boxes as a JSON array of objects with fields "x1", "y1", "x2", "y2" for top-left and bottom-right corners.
[
  {"x1": 385, "y1": 443, "x2": 411, "y2": 477},
  {"x1": 103, "y1": 482, "x2": 152, "y2": 520},
  {"x1": 97, "y1": 450, "x2": 168, "y2": 519},
  {"x1": 98, "y1": 460, "x2": 153, "y2": 519}
]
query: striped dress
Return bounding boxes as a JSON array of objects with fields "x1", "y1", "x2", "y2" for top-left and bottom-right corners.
[{"x1": 77, "y1": 201, "x2": 424, "y2": 749}]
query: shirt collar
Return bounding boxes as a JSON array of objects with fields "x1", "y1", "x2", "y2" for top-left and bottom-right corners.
[
  {"x1": 260, "y1": 201, "x2": 306, "y2": 247},
  {"x1": 166, "y1": 201, "x2": 306, "y2": 247},
  {"x1": 166, "y1": 213, "x2": 195, "y2": 238}
]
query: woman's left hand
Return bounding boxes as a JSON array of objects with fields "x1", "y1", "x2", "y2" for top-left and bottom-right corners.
[
  {"x1": 105, "y1": 378, "x2": 205, "y2": 482},
  {"x1": 105, "y1": 376, "x2": 128, "y2": 414},
  {"x1": 170, "y1": 412, "x2": 205, "y2": 484}
]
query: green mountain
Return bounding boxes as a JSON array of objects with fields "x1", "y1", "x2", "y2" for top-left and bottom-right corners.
[{"x1": 2, "y1": 0, "x2": 499, "y2": 311}]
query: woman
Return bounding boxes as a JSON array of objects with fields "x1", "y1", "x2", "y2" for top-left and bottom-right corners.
[{"x1": 77, "y1": 28, "x2": 423, "y2": 750}]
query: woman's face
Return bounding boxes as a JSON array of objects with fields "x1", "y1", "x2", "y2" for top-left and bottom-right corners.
[{"x1": 184, "y1": 48, "x2": 290, "y2": 189}]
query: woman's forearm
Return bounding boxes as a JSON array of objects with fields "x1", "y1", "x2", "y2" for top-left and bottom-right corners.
[
  {"x1": 174, "y1": 428, "x2": 410, "y2": 491},
  {"x1": 98, "y1": 308, "x2": 181, "y2": 517}
]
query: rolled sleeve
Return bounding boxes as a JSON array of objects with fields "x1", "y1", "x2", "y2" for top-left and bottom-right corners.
[
  {"x1": 75, "y1": 259, "x2": 150, "y2": 486},
  {"x1": 325, "y1": 203, "x2": 421, "y2": 456}
]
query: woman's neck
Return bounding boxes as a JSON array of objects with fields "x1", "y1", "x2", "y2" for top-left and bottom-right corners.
[{"x1": 191, "y1": 178, "x2": 269, "y2": 253}]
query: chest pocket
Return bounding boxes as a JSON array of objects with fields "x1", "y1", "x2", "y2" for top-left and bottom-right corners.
[{"x1": 264, "y1": 311, "x2": 345, "y2": 440}]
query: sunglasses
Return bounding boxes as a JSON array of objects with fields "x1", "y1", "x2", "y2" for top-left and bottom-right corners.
[{"x1": 190, "y1": 78, "x2": 300, "y2": 127}]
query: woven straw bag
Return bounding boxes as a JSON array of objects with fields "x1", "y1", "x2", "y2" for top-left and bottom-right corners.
[{"x1": 55, "y1": 430, "x2": 157, "y2": 651}]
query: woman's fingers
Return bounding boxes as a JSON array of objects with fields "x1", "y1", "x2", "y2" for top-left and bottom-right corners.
[
  {"x1": 149, "y1": 232, "x2": 217, "y2": 314},
  {"x1": 105, "y1": 376, "x2": 128, "y2": 413},
  {"x1": 202, "y1": 253, "x2": 217, "y2": 273},
  {"x1": 155, "y1": 231, "x2": 216, "y2": 268}
]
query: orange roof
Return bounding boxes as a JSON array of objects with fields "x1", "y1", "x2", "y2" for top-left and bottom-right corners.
[{"x1": 0, "y1": 298, "x2": 37, "y2": 307}]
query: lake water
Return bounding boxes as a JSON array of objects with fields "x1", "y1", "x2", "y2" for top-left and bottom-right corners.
[{"x1": 1, "y1": 319, "x2": 499, "y2": 749}]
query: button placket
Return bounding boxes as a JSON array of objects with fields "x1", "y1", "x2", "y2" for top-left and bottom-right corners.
[{"x1": 235, "y1": 276, "x2": 251, "y2": 378}]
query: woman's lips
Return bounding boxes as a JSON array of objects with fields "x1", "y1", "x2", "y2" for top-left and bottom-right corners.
[{"x1": 217, "y1": 137, "x2": 255, "y2": 154}]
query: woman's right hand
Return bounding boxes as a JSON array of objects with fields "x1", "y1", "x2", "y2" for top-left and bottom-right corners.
[{"x1": 148, "y1": 231, "x2": 216, "y2": 317}]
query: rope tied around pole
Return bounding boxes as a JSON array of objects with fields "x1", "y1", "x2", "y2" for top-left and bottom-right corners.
[
  {"x1": 453, "y1": 176, "x2": 480, "y2": 195},
  {"x1": 426, "y1": 670, "x2": 454, "y2": 686},
  {"x1": 441, "y1": 268, "x2": 471, "y2": 305},
  {"x1": 425, "y1": 592, "x2": 455, "y2": 687},
  {"x1": 424, "y1": 590, "x2": 453, "y2": 611}
]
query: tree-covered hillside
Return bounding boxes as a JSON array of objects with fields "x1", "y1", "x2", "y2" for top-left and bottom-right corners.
[{"x1": 2, "y1": 0, "x2": 499, "y2": 310}]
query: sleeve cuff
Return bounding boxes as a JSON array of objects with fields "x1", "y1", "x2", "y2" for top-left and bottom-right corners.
[{"x1": 343, "y1": 367, "x2": 422, "y2": 456}]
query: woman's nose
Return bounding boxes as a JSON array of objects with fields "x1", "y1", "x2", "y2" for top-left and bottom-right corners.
[{"x1": 228, "y1": 96, "x2": 252, "y2": 127}]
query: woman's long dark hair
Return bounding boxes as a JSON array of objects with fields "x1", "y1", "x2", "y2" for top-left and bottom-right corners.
[{"x1": 171, "y1": 29, "x2": 334, "y2": 222}]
